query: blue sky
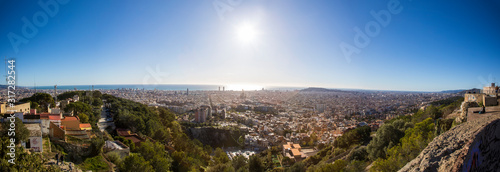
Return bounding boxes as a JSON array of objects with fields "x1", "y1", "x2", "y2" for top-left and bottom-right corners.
[{"x1": 1, "y1": 0, "x2": 499, "y2": 91}]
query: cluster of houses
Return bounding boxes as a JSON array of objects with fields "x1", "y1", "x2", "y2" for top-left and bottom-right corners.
[{"x1": 1, "y1": 95, "x2": 93, "y2": 153}]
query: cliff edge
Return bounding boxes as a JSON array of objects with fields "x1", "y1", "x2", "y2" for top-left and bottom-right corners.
[{"x1": 399, "y1": 109, "x2": 500, "y2": 172}]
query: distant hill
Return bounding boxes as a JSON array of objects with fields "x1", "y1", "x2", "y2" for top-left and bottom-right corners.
[
  {"x1": 455, "y1": 88, "x2": 482, "y2": 94},
  {"x1": 440, "y1": 89, "x2": 466, "y2": 93},
  {"x1": 300, "y1": 87, "x2": 342, "y2": 92},
  {"x1": 439, "y1": 88, "x2": 482, "y2": 94}
]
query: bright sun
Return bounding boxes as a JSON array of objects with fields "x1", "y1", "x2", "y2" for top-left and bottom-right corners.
[{"x1": 236, "y1": 23, "x2": 258, "y2": 43}]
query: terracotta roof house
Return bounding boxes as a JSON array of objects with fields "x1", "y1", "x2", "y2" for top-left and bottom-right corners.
[
  {"x1": 80, "y1": 123, "x2": 92, "y2": 130},
  {"x1": 61, "y1": 116, "x2": 80, "y2": 130},
  {"x1": 116, "y1": 128, "x2": 145, "y2": 146}
]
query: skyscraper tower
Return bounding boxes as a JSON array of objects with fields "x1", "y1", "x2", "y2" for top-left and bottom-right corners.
[
  {"x1": 54, "y1": 85, "x2": 58, "y2": 101},
  {"x1": 187, "y1": 88, "x2": 189, "y2": 95}
]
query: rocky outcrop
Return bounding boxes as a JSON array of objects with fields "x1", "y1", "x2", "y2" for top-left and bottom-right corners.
[
  {"x1": 455, "y1": 101, "x2": 469, "y2": 123},
  {"x1": 399, "y1": 113, "x2": 500, "y2": 172},
  {"x1": 460, "y1": 117, "x2": 500, "y2": 171}
]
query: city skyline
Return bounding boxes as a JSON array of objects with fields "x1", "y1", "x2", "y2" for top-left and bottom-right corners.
[{"x1": 1, "y1": 0, "x2": 499, "y2": 91}]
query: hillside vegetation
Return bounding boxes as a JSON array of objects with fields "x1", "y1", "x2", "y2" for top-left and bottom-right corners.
[{"x1": 282, "y1": 96, "x2": 465, "y2": 172}]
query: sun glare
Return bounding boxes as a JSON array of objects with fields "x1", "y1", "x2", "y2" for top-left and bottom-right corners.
[
  {"x1": 236, "y1": 23, "x2": 258, "y2": 43},
  {"x1": 226, "y1": 84, "x2": 263, "y2": 91}
]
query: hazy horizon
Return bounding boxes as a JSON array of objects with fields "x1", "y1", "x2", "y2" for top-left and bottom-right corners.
[{"x1": 6, "y1": 83, "x2": 476, "y2": 93}]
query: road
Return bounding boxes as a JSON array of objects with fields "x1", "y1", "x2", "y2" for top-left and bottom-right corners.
[{"x1": 97, "y1": 107, "x2": 115, "y2": 132}]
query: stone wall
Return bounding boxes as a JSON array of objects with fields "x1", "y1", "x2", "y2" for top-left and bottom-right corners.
[{"x1": 483, "y1": 96, "x2": 498, "y2": 106}]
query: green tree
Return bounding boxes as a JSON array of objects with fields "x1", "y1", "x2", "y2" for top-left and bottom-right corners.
[
  {"x1": 158, "y1": 107, "x2": 176, "y2": 124},
  {"x1": 137, "y1": 140, "x2": 172, "y2": 171},
  {"x1": 427, "y1": 105, "x2": 442, "y2": 120},
  {"x1": 249, "y1": 155, "x2": 265, "y2": 172},
  {"x1": 232, "y1": 155, "x2": 248, "y2": 171},
  {"x1": 92, "y1": 98, "x2": 103, "y2": 107},
  {"x1": 20, "y1": 92, "x2": 55, "y2": 112},
  {"x1": 208, "y1": 163, "x2": 235, "y2": 172},
  {"x1": 214, "y1": 147, "x2": 230, "y2": 165},
  {"x1": 366, "y1": 120, "x2": 410, "y2": 160},
  {"x1": 57, "y1": 91, "x2": 83, "y2": 101},
  {"x1": 1, "y1": 117, "x2": 30, "y2": 144},
  {"x1": 331, "y1": 159, "x2": 347, "y2": 172},
  {"x1": 345, "y1": 160, "x2": 367, "y2": 172},
  {"x1": 306, "y1": 160, "x2": 345, "y2": 172},
  {"x1": 120, "y1": 154, "x2": 154, "y2": 172},
  {"x1": 79, "y1": 113, "x2": 89, "y2": 123},
  {"x1": 372, "y1": 118, "x2": 436, "y2": 172},
  {"x1": 333, "y1": 125, "x2": 371, "y2": 149},
  {"x1": 172, "y1": 151, "x2": 189, "y2": 172},
  {"x1": 348, "y1": 146, "x2": 368, "y2": 161},
  {"x1": 64, "y1": 101, "x2": 92, "y2": 115},
  {"x1": 288, "y1": 161, "x2": 306, "y2": 172},
  {"x1": 153, "y1": 128, "x2": 172, "y2": 144},
  {"x1": 0, "y1": 137, "x2": 52, "y2": 171},
  {"x1": 90, "y1": 137, "x2": 104, "y2": 156}
]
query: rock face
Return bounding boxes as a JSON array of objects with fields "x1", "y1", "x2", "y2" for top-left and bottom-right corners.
[
  {"x1": 455, "y1": 102, "x2": 469, "y2": 123},
  {"x1": 460, "y1": 117, "x2": 500, "y2": 171},
  {"x1": 399, "y1": 113, "x2": 500, "y2": 172}
]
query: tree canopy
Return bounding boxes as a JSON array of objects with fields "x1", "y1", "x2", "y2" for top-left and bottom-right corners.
[
  {"x1": 333, "y1": 125, "x2": 371, "y2": 149},
  {"x1": 20, "y1": 92, "x2": 55, "y2": 112},
  {"x1": 64, "y1": 101, "x2": 92, "y2": 115},
  {"x1": 119, "y1": 154, "x2": 154, "y2": 172},
  {"x1": 366, "y1": 119, "x2": 412, "y2": 160},
  {"x1": 1, "y1": 117, "x2": 29, "y2": 144}
]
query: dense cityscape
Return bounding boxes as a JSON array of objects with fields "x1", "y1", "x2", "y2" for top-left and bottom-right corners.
[{"x1": 0, "y1": 84, "x2": 470, "y2": 171}]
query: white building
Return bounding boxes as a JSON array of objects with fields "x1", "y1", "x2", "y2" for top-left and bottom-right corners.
[{"x1": 22, "y1": 123, "x2": 43, "y2": 153}]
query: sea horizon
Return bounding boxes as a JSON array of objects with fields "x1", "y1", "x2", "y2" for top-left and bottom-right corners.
[
  {"x1": 18, "y1": 84, "x2": 306, "y2": 91},
  {"x1": 9, "y1": 84, "x2": 468, "y2": 93}
]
